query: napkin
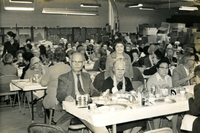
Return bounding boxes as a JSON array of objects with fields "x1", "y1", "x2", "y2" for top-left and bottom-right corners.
[{"x1": 181, "y1": 114, "x2": 197, "y2": 131}]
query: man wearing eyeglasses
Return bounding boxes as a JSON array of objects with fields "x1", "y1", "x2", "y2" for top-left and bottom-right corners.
[
  {"x1": 56, "y1": 52, "x2": 108, "y2": 133},
  {"x1": 172, "y1": 53, "x2": 195, "y2": 87}
]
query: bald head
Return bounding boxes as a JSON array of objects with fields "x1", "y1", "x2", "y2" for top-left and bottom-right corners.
[{"x1": 70, "y1": 52, "x2": 85, "y2": 73}]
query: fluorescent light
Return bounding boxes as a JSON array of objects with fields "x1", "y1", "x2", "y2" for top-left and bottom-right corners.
[
  {"x1": 9, "y1": 0, "x2": 33, "y2": 3},
  {"x1": 5, "y1": 7, "x2": 34, "y2": 11},
  {"x1": 80, "y1": 3, "x2": 101, "y2": 8},
  {"x1": 125, "y1": 4, "x2": 143, "y2": 8},
  {"x1": 179, "y1": 6, "x2": 198, "y2": 11},
  {"x1": 42, "y1": 8, "x2": 98, "y2": 16},
  {"x1": 139, "y1": 7, "x2": 155, "y2": 10}
]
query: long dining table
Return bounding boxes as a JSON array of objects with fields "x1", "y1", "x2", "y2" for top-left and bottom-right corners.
[
  {"x1": 10, "y1": 79, "x2": 47, "y2": 122},
  {"x1": 62, "y1": 91, "x2": 190, "y2": 133}
]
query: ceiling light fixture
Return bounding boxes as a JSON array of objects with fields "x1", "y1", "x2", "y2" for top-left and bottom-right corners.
[
  {"x1": 80, "y1": 3, "x2": 101, "y2": 8},
  {"x1": 9, "y1": 0, "x2": 33, "y2": 3},
  {"x1": 5, "y1": 7, "x2": 34, "y2": 11},
  {"x1": 179, "y1": 6, "x2": 198, "y2": 11},
  {"x1": 125, "y1": 4, "x2": 143, "y2": 8},
  {"x1": 42, "y1": 8, "x2": 98, "y2": 16}
]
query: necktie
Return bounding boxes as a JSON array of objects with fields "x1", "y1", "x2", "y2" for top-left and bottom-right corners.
[{"x1": 77, "y1": 74, "x2": 85, "y2": 95}]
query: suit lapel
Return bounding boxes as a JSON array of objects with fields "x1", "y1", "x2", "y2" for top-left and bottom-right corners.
[{"x1": 68, "y1": 71, "x2": 76, "y2": 98}]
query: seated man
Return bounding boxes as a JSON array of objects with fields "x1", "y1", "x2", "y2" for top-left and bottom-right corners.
[
  {"x1": 186, "y1": 65, "x2": 200, "y2": 133},
  {"x1": 56, "y1": 52, "x2": 108, "y2": 133},
  {"x1": 172, "y1": 53, "x2": 195, "y2": 87}
]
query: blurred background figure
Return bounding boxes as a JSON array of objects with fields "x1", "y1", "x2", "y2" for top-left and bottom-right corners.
[
  {"x1": 1, "y1": 53, "x2": 17, "y2": 76},
  {"x1": 3, "y1": 31, "x2": 19, "y2": 58}
]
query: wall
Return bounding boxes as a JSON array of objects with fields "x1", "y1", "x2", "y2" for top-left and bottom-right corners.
[
  {"x1": 116, "y1": 1, "x2": 176, "y2": 33},
  {"x1": 0, "y1": 0, "x2": 190, "y2": 33},
  {"x1": 0, "y1": 0, "x2": 109, "y2": 28}
]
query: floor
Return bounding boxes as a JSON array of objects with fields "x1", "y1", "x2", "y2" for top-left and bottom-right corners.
[{"x1": 0, "y1": 101, "x2": 188, "y2": 133}]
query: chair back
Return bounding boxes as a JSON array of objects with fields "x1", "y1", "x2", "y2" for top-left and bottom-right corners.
[
  {"x1": 144, "y1": 127, "x2": 173, "y2": 133},
  {"x1": 27, "y1": 123, "x2": 65, "y2": 133},
  {"x1": 0, "y1": 75, "x2": 18, "y2": 93}
]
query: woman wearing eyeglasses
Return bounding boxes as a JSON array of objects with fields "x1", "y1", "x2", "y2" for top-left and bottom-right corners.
[
  {"x1": 147, "y1": 58, "x2": 178, "y2": 133},
  {"x1": 102, "y1": 59, "x2": 146, "y2": 133}
]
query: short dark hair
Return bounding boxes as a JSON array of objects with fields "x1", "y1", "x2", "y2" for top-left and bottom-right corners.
[
  {"x1": 26, "y1": 44, "x2": 32, "y2": 50},
  {"x1": 22, "y1": 52, "x2": 34, "y2": 62},
  {"x1": 194, "y1": 65, "x2": 200, "y2": 77},
  {"x1": 54, "y1": 47, "x2": 66, "y2": 62},
  {"x1": 156, "y1": 57, "x2": 170, "y2": 68},
  {"x1": 154, "y1": 49, "x2": 164, "y2": 60},
  {"x1": 113, "y1": 38, "x2": 125, "y2": 51},
  {"x1": 131, "y1": 49, "x2": 139, "y2": 55},
  {"x1": 7, "y1": 31, "x2": 16, "y2": 39},
  {"x1": 26, "y1": 39, "x2": 31, "y2": 43}
]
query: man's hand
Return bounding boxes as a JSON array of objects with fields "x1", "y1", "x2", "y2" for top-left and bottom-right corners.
[
  {"x1": 186, "y1": 92, "x2": 194, "y2": 100},
  {"x1": 65, "y1": 95, "x2": 75, "y2": 102}
]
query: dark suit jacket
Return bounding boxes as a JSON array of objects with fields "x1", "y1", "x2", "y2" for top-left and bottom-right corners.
[
  {"x1": 132, "y1": 67, "x2": 144, "y2": 83},
  {"x1": 56, "y1": 71, "x2": 100, "y2": 102},
  {"x1": 143, "y1": 55, "x2": 152, "y2": 68},
  {"x1": 188, "y1": 84, "x2": 200, "y2": 133},
  {"x1": 172, "y1": 64, "x2": 190, "y2": 87}
]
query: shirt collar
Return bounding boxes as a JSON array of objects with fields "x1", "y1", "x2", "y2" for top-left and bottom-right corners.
[
  {"x1": 183, "y1": 65, "x2": 189, "y2": 76},
  {"x1": 155, "y1": 72, "x2": 168, "y2": 82}
]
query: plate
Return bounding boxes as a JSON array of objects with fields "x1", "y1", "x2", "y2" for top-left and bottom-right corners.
[
  {"x1": 96, "y1": 106, "x2": 110, "y2": 112},
  {"x1": 106, "y1": 103, "x2": 127, "y2": 110}
]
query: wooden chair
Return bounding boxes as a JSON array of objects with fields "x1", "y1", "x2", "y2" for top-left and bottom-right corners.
[{"x1": 0, "y1": 75, "x2": 19, "y2": 107}]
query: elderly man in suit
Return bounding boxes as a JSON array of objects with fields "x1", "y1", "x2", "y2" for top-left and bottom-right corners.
[
  {"x1": 56, "y1": 52, "x2": 108, "y2": 133},
  {"x1": 172, "y1": 53, "x2": 195, "y2": 87}
]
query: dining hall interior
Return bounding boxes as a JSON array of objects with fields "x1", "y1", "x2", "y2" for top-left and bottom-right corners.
[{"x1": 0, "y1": 0, "x2": 200, "y2": 133}]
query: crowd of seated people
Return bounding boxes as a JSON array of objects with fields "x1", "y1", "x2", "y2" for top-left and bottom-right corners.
[{"x1": 1, "y1": 30, "x2": 200, "y2": 133}]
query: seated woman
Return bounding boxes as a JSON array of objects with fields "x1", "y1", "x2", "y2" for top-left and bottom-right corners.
[
  {"x1": 24, "y1": 57, "x2": 46, "y2": 118},
  {"x1": 185, "y1": 65, "x2": 200, "y2": 133},
  {"x1": 131, "y1": 49, "x2": 140, "y2": 67},
  {"x1": 143, "y1": 49, "x2": 170, "y2": 76},
  {"x1": 1, "y1": 53, "x2": 17, "y2": 76},
  {"x1": 147, "y1": 58, "x2": 178, "y2": 133},
  {"x1": 102, "y1": 59, "x2": 146, "y2": 133},
  {"x1": 40, "y1": 47, "x2": 71, "y2": 124},
  {"x1": 13, "y1": 50, "x2": 26, "y2": 77},
  {"x1": 20, "y1": 52, "x2": 34, "y2": 79},
  {"x1": 90, "y1": 44, "x2": 101, "y2": 62}
]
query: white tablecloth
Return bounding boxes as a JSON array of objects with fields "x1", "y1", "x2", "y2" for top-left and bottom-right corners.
[
  {"x1": 63, "y1": 98, "x2": 189, "y2": 127},
  {"x1": 11, "y1": 79, "x2": 47, "y2": 91}
]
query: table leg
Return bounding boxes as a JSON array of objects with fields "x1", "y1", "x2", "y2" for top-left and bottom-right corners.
[
  {"x1": 31, "y1": 90, "x2": 34, "y2": 122},
  {"x1": 17, "y1": 91, "x2": 21, "y2": 113},
  {"x1": 112, "y1": 124, "x2": 116, "y2": 133}
]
